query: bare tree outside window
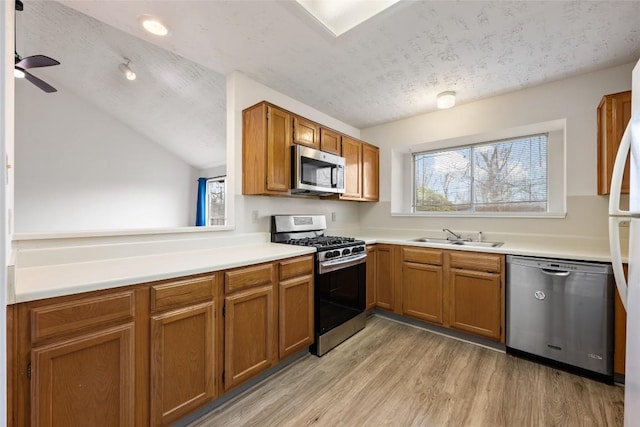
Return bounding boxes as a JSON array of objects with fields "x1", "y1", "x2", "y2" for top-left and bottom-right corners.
[{"x1": 413, "y1": 134, "x2": 548, "y2": 213}]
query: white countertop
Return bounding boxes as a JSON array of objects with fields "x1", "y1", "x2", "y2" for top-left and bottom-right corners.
[
  {"x1": 11, "y1": 228, "x2": 624, "y2": 305},
  {"x1": 11, "y1": 243, "x2": 315, "y2": 304},
  {"x1": 350, "y1": 229, "x2": 621, "y2": 263}
]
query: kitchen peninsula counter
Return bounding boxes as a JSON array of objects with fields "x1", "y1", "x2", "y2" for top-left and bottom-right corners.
[{"x1": 10, "y1": 233, "x2": 314, "y2": 304}]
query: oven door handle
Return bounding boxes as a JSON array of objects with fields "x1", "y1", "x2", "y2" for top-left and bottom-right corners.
[{"x1": 318, "y1": 253, "x2": 367, "y2": 274}]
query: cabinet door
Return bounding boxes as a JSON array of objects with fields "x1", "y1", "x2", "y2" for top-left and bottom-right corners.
[
  {"x1": 341, "y1": 136, "x2": 362, "y2": 200},
  {"x1": 279, "y1": 275, "x2": 314, "y2": 359},
  {"x1": 320, "y1": 128, "x2": 341, "y2": 155},
  {"x1": 597, "y1": 91, "x2": 631, "y2": 195},
  {"x1": 150, "y1": 302, "x2": 216, "y2": 426},
  {"x1": 402, "y1": 262, "x2": 444, "y2": 324},
  {"x1": 31, "y1": 324, "x2": 135, "y2": 427},
  {"x1": 293, "y1": 116, "x2": 320, "y2": 149},
  {"x1": 267, "y1": 105, "x2": 292, "y2": 192},
  {"x1": 362, "y1": 143, "x2": 379, "y2": 201},
  {"x1": 375, "y1": 245, "x2": 394, "y2": 311},
  {"x1": 366, "y1": 245, "x2": 377, "y2": 311},
  {"x1": 224, "y1": 285, "x2": 274, "y2": 390},
  {"x1": 449, "y1": 269, "x2": 502, "y2": 340}
]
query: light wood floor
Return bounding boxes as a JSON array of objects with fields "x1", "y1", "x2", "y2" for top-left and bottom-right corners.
[{"x1": 189, "y1": 316, "x2": 624, "y2": 427}]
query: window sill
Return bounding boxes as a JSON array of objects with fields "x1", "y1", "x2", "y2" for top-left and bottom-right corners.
[{"x1": 391, "y1": 211, "x2": 567, "y2": 219}]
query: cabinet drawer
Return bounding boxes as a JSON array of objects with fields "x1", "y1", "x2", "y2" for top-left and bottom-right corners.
[
  {"x1": 225, "y1": 263, "x2": 275, "y2": 293},
  {"x1": 449, "y1": 252, "x2": 502, "y2": 273},
  {"x1": 403, "y1": 247, "x2": 443, "y2": 265},
  {"x1": 151, "y1": 274, "x2": 216, "y2": 313},
  {"x1": 31, "y1": 291, "x2": 135, "y2": 343},
  {"x1": 279, "y1": 255, "x2": 314, "y2": 281}
]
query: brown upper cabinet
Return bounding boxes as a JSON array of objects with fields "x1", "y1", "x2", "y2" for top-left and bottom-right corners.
[
  {"x1": 320, "y1": 128, "x2": 342, "y2": 155},
  {"x1": 341, "y1": 136, "x2": 363, "y2": 200},
  {"x1": 243, "y1": 102, "x2": 292, "y2": 195},
  {"x1": 293, "y1": 116, "x2": 320, "y2": 149},
  {"x1": 242, "y1": 101, "x2": 379, "y2": 201},
  {"x1": 362, "y1": 142, "x2": 380, "y2": 201},
  {"x1": 597, "y1": 90, "x2": 631, "y2": 195},
  {"x1": 340, "y1": 137, "x2": 380, "y2": 202}
]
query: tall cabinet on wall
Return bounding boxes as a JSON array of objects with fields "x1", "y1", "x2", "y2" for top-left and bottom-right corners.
[
  {"x1": 597, "y1": 90, "x2": 632, "y2": 195},
  {"x1": 243, "y1": 102, "x2": 292, "y2": 195},
  {"x1": 340, "y1": 136, "x2": 380, "y2": 202}
]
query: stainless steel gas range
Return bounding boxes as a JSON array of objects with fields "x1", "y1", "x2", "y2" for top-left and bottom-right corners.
[{"x1": 271, "y1": 215, "x2": 366, "y2": 356}]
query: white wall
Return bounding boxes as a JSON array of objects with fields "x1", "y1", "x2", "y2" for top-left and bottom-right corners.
[
  {"x1": 14, "y1": 82, "x2": 199, "y2": 233},
  {"x1": 227, "y1": 71, "x2": 362, "y2": 233},
  {"x1": 360, "y1": 62, "x2": 636, "y2": 238}
]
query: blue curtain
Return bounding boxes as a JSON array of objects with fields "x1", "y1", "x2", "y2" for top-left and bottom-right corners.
[{"x1": 196, "y1": 178, "x2": 207, "y2": 226}]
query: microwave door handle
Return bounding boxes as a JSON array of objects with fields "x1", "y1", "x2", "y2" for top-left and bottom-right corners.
[{"x1": 332, "y1": 166, "x2": 337, "y2": 188}]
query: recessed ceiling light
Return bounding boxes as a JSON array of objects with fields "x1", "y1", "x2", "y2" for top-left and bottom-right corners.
[
  {"x1": 138, "y1": 15, "x2": 169, "y2": 36},
  {"x1": 437, "y1": 91, "x2": 456, "y2": 109},
  {"x1": 295, "y1": 0, "x2": 401, "y2": 37}
]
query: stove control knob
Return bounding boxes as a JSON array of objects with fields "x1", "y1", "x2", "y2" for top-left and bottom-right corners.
[
  {"x1": 342, "y1": 248, "x2": 351, "y2": 255},
  {"x1": 332, "y1": 250, "x2": 341, "y2": 257},
  {"x1": 325, "y1": 251, "x2": 335, "y2": 259}
]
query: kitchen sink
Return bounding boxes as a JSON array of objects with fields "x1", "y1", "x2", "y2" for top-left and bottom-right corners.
[
  {"x1": 411, "y1": 237, "x2": 503, "y2": 248},
  {"x1": 448, "y1": 240, "x2": 503, "y2": 248},
  {"x1": 411, "y1": 237, "x2": 451, "y2": 244}
]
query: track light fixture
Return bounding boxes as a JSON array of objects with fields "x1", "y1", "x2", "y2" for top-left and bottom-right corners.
[{"x1": 118, "y1": 59, "x2": 136, "y2": 81}]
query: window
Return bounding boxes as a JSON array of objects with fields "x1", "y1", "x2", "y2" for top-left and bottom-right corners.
[
  {"x1": 206, "y1": 177, "x2": 226, "y2": 226},
  {"x1": 413, "y1": 134, "x2": 548, "y2": 213}
]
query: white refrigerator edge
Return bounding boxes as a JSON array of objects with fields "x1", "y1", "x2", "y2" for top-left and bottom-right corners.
[{"x1": 608, "y1": 58, "x2": 640, "y2": 427}]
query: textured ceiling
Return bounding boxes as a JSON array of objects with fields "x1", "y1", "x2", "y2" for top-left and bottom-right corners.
[
  {"x1": 18, "y1": 1, "x2": 640, "y2": 167},
  {"x1": 16, "y1": 1, "x2": 227, "y2": 170}
]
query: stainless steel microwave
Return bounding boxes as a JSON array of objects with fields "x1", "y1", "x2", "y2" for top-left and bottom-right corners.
[{"x1": 291, "y1": 144, "x2": 345, "y2": 196}]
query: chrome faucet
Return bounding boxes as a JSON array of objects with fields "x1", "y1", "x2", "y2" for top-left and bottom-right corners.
[{"x1": 443, "y1": 228, "x2": 462, "y2": 240}]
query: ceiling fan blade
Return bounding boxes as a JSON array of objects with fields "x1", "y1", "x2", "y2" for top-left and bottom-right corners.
[
  {"x1": 16, "y1": 54, "x2": 60, "y2": 70},
  {"x1": 24, "y1": 71, "x2": 57, "y2": 93}
]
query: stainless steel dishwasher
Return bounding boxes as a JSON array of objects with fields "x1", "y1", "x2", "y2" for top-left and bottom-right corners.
[{"x1": 506, "y1": 255, "x2": 614, "y2": 379}]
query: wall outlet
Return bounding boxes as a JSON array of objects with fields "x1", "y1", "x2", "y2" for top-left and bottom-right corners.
[
  {"x1": 331, "y1": 212, "x2": 337, "y2": 222},
  {"x1": 251, "y1": 210, "x2": 259, "y2": 223}
]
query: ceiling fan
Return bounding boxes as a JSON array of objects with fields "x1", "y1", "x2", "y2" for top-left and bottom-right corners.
[{"x1": 14, "y1": 0, "x2": 60, "y2": 93}]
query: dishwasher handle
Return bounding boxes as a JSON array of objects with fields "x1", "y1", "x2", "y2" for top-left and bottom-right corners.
[{"x1": 540, "y1": 268, "x2": 571, "y2": 277}]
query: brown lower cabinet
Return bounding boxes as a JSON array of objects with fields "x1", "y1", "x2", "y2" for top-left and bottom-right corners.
[
  {"x1": 374, "y1": 244, "x2": 397, "y2": 311},
  {"x1": 368, "y1": 245, "x2": 505, "y2": 343},
  {"x1": 149, "y1": 273, "x2": 218, "y2": 426},
  {"x1": 32, "y1": 323, "x2": 136, "y2": 426},
  {"x1": 7, "y1": 255, "x2": 314, "y2": 427},
  {"x1": 366, "y1": 245, "x2": 377, "y2": 311},
  {"x1": 278, "y1": 255, "x2": 314, "y2": 359}
]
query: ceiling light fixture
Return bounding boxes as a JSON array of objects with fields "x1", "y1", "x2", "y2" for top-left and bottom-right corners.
[
  {"x1": 295, "y1": 0, "x2": 401, "y2": 37},
  {"x1": 436, "y1": 91, "x2": 456, "y2": 109},
  {"x1": 118, "y1": 59, "x2": 136, "y2": 81},
  {"x1": 138, "y1": 15, "x2": 169, "y2": 36}
]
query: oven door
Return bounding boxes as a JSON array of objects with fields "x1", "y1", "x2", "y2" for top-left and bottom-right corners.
[{"x1": 315, "y1": 253, "x2": 366, "y2": 335}]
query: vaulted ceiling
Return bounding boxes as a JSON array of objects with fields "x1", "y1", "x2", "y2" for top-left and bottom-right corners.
[{"x1": 15, "y1": 1, "x2": 640, "y2": 169}]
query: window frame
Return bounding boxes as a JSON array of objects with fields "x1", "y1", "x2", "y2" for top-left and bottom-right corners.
[
  {"x1": 411, "y1": 133, "x2": 549, "y2": 214},
  {"x1": 390, "y1": 119, "x2": 566, "y2": 219},
  {"x1": 205, "y1": 176, "x2": 227, "y2": 226}
]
